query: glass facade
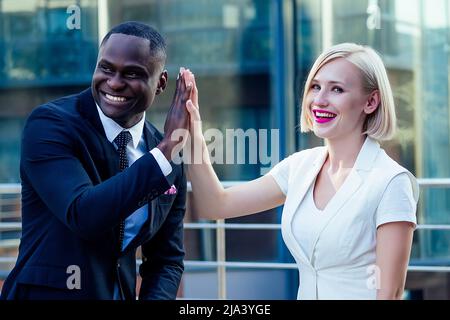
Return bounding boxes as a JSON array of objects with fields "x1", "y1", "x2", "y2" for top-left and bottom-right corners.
[
  {"x1": 0, "y1": 0, "x2": 98, "y2": 182},
  {"x1": 1, "y1": 0, "x2": 450, "y2": 299}
]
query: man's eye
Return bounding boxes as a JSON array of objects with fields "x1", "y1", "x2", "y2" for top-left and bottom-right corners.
[
  {"x1": 100, "y1": 65, "x2": 112, "y2": 73},
  {"x1": 125, "y1": 72, "x2": 138, "y2": 78}
]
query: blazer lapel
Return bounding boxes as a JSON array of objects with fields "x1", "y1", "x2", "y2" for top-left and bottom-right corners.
[
  {"x1": 134, "y1": 122, "x2": 173, "y2": 246},
  {"x1": 77, "y1": 88, "x2": 120, "y2": 179},
  {"x1": 77, "y1": 88, "x2": 121, "y2": 252},
  {"x1": 132, "y1": 200, "x2": 165, "y2": 248},
  {"x1": 143, "y1": 121, "x2": 177, "y2": 186},
  {"x1": 308, "y1": 137, "x2": 380, "y2": 262},
  {"x1": 127, "y1": 121, "x2": 180, "y2": 248},
  {"x1": 282, "y1": 147, "x2": 328, "y2": 267},
  {"x1": 143, "y1": 122, "x2": 159, "y2": 151}
]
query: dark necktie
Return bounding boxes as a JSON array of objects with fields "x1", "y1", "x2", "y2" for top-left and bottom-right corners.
[{"x1": 114, "y1": 131, "x2": 132, "y2": 252}]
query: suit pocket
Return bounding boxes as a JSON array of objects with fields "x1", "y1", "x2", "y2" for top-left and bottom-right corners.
[
  {"x1": 148, "y1": 199, "x2": 173, "y2": 237},
  {"x1": 17, "y1": 265, "x2": 76, "y2": 290},
  {"x1": 14, "y1": 283, "x2": 71, "y2": 300},
  {"x1": 157, "y1": 194, "x2": 176, "y2": 205}
]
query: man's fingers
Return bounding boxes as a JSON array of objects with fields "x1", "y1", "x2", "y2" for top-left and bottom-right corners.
[{"x1": 172, "y1": 69, "x2": 183, "y2": 107}]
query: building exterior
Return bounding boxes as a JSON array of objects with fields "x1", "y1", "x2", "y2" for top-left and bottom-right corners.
[{"x1": 1, "y1": 0, "x2": 450, "y2": 299}]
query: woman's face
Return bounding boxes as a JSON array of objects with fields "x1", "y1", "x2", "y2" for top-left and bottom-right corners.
[{"x1": 306, "y1": 58, "x2": 372, "y2": 141}]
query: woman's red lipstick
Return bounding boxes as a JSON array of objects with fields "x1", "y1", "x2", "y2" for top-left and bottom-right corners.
[{"x1": 312, "y1": 109, "x2": 337, "y2": 124}]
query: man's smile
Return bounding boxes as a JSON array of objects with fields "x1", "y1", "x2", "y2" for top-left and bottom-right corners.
[{"x1": 100, "y1": 91, "x2": 135, "y2": 106}]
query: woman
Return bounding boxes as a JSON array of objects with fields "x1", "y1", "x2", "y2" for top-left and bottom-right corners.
[{"x1": 183, "y1": 43, "x2": 419, "y2": 300}]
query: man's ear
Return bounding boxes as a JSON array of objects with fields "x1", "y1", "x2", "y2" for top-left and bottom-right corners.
[
  {"x1": 156, "y1": 70, "x2": 168, "y2": 95},
  {"x1": 364, "y1": 90, "x2": 380, "y2": 115}
]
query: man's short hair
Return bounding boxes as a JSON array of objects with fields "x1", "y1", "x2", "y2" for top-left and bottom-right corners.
[{"x1": 101, "y1": 21, "x2": 166, "y2": 61}]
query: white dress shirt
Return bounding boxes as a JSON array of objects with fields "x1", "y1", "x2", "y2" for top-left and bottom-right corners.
[{"x1": 96, "y1": 105, "x2": 172, "y2": 250}]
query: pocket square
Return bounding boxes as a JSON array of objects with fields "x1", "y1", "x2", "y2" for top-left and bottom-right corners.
[{"x1": 164, "y1": 185, "x2": 177, "y2": 195}]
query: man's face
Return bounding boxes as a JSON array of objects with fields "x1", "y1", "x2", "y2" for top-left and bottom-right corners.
[{"x1": 91, "y1": 33, "x2": 167, "y2": 128}]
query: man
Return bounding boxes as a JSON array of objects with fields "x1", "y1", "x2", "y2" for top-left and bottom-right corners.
[{"x1": 0, "y1": 21, "x2": 193, "y2": 300}]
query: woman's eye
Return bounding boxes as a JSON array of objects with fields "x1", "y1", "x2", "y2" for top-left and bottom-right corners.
[
  {"x1": 332, "y1": 86, "x2": 343, "y2": 93},
  {"x1": 311, "y1": 84, "x2": 320, "y2": 90}
]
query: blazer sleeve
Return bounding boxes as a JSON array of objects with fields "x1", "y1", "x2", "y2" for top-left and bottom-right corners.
[
  {"x1": 267, "y1": 154, "x2": 293, "y2": 195},
  {"x1": 375, "y1": 172, "x2": 418, "y2": 229},
  {"x1": 138, "y1": 164, "x2": 186, "y2": 300},
  {"x1": 21, "y1": 105, "x2": 171, "y2": 240}
]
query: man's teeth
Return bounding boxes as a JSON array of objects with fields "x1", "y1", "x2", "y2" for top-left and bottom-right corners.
[
  {"x1": 105, "y1": 93, "x2": 127, "y2": 102},
  {"x1": 315, "y1": 111, "x2": 336, "y2": 118}
]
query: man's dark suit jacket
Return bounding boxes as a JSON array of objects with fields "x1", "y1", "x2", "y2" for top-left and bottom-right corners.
[{"x1": 0, "y1": 88, "x2": 186, "y2": 300}]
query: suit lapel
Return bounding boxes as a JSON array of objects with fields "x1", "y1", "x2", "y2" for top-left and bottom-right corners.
[
  {"x1": 283, "y1": 137, "x2": 381, "y2": 266},
  {"x1": 130, "y1": 122, "x2": 172, "y2": 248},
  {"x1": 143, "y1": 121, "x2": 177, "y2": 186},
  {"x1": 77, "y1": 88, "x2": 120, "y2": 179},
  {"x1": 307, "y1": 169, "x2": 362, "y2": 262},
  {"x1": 77, "y1": 88, "x2": 106, "y2": 136},
  {"x1": 143, "y1": 122, "x2": 159, "y2": 151},
  {"x1": 76, "y1": 88, "x2": 121, "y2": 252},
  {"x1": 282, "y1": 147, "x2": 327, "y2": 266},
  {"x1": 308, "y1": 137, "x2": 380, "y2": 262}
]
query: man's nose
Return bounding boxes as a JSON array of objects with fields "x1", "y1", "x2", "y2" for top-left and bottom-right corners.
[{"x1": 107, "y1": 73, "x2": 125, "y2": 91}]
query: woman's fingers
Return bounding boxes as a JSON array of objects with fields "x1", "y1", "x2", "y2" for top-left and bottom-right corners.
[
  {"x1": 181, "y1": 69, "x2": 198, "y2": 110},
  {"x1": 187, "y1": 99, "x2": 201, "y2": 121},
  {"x1": 191, "y1": 78, "x2": 198, "y2": 108}
]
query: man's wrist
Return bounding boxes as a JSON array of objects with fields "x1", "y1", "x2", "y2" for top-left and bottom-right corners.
[
  {"x1": 150, "y1": 148, "x2": 172, "y2": 176},
  {"x1": 157, "y1": 139, "x2": 173, "y2": 162}
]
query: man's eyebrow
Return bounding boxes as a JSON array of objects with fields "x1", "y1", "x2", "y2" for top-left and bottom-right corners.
[
  {"x1": 97, "y1": 60, "x2": 149, "y2": 74},
  {"x1": 123, "y1": 64, "x2": 148, "y2": 72},
  {"x1": 97, "y1": 59, "x2": 112, "y2": 66}
]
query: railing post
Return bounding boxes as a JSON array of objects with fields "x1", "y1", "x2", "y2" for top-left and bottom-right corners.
[{"x1": 216, "y1": 219, "x2": 226, "y2": 299}]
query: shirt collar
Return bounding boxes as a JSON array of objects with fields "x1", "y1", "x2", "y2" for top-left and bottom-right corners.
[{"x1": 96, "y1": 104, "x2": 145, "y2": 149}]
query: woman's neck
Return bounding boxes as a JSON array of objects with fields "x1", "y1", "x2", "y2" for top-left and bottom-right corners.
[{"x1": 325, "y1": 134, "x2": 366, "y2": 173}]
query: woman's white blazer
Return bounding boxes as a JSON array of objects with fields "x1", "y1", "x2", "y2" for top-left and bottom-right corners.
[{"x1": 271, "y1": 137, "x2": 419, "y2": 299}]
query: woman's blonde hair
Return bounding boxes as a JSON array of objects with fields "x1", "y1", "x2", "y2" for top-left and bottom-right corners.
[{"x1": 299, "y1": 43, "x2": 396, "y2": 141}]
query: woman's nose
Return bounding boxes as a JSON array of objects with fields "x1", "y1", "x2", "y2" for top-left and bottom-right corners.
[{"x1": 312, "y1": 90, "x2": 329, "y2": 107}]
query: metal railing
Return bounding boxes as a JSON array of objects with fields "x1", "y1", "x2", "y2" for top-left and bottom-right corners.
[{"x1": 1, "y1": 179, "x2": 450, "y2": 299}]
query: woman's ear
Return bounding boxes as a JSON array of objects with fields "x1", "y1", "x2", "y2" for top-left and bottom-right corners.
[
  {"x1": 364, "y1": 90, "x2": 380, "y2": 115},
  {"x1": 156, "y1": 70, "x2": 168, "y2": 95}
]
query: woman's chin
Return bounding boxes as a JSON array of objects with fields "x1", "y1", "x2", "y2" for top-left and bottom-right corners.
[{"x1": 312, "y1": 128, "x2": 332, "y2": 139}]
